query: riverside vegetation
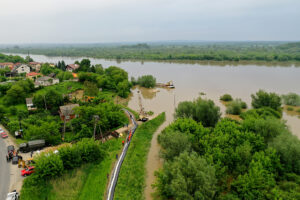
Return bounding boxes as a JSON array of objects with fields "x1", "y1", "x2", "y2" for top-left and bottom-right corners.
[
  {"x1": 155, "y1": 90, "x2": 300, "y2": 200},
  {"x1": 2, "y1": 41, "x2": 300, "y2": 63}
]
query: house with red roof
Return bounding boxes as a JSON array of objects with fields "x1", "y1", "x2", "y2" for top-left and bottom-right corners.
[
  {"x1": 66, "y1": 64, "x2": 80, "y2": 72},
  {"x1": 26, "y1": 72, "x2": 42, "y2": 80}
]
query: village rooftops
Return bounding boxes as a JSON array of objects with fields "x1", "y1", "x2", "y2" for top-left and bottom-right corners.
[
  {"x1": 29, "y1": 62, "x2": 41, "y2": 65},
  {"x1": 26, "y1": 72, "x2": 42, "y2": 77}
]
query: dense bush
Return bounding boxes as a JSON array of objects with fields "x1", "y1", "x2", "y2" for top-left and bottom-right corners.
[
  {"x1": 34, "y1": 152, "x2": 64, "y2": 179},
  {"x1": 251, "y1": 90, "x2": 282, "y2": 111},
  {"x1": 137, "y1": 75, "x2": 156, "y2": 88},
  {"x1": 33, "y1": 139, "x2": 104, "y2": 180},
  {"x1": 240, "y1": 107, "x2": 282, "y2": 120},
  {"x1": 220, "y1": 94, "x2": 233, "y2": 101},
  {"x1": 59, "y1": 139, "x2": 105, "y2": 170},
  {"x1": 155, "y1": 151, "x2": 217, "y2": 200},
  {"x1": 175, "y1": 97, "x2": 221, "y2": 127},
  {"x1": 282, "y1": 93, "x2": 300, "y2": 106}
]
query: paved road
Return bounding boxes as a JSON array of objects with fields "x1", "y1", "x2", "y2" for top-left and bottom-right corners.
[{"x1": 0, "y1": 138, "x2": 10, "y2": 200}]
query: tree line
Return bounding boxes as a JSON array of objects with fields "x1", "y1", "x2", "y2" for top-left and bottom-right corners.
[{"x1": 2, "y1": 42, "x2": 300, "y2": 62}]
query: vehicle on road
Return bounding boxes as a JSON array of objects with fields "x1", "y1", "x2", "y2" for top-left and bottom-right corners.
[
  {"x1": 12, "y1": 156, "x2": 19, "y2": 165},
  {"x1": 1, "y1": 132, "x2": 8, "y2": 138},
  {"x1": 6, "y1": 190, "x2": 19, "y2": 200},
  {"x1": 19, "y1": 139, "x2": 45, "y2": 153},
  {"x1": 21, "y1": 166, "x2": 35, "y2": 177}
]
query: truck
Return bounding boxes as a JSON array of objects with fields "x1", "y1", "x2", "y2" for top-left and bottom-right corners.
[{"x1": 19, "y1": 139, "x2": 45, "y2": 153}]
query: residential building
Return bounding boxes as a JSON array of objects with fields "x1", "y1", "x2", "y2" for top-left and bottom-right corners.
[
  {"x1": 15, "y1": 64, "x2": 30, "y2": 74},
  {"x1": 66, "y1": 64, "x2": 79, "y2": 72},
  {"x1": 59, "y1": 104, "x2": 79, "y2": 121},
  {"x1": 26, "y1": 72, "x2": 42, "y2": 80},
  {"x1": 0, "y1": 62, "x2": 14, "y2": 69},
  {"x1": 35, "y1": 76, "x2": 59, "y2": 87},
  {"x1": 29, "y1": 62, "x2": 41, "y2": 72}
]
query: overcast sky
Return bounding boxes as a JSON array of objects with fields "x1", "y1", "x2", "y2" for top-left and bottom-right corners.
[{"x1": 0, "y1": 0, "x2": 299, "y2": 43}]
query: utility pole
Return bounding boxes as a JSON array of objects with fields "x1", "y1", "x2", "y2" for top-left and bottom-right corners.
[
  {"x1": 93, "y1": 115, "x2": 99, "y2": 140},
  {"x1": 43, "y1": 95, "x2": 47, "y2": 110}
]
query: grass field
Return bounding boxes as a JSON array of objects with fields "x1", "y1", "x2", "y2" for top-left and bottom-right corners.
[
  {"x1": 20, "y1": 137, "x2": 124, "y2": 200},
  {"x1": 114, "y1": 113, "x2": 166, "y2": 200}
]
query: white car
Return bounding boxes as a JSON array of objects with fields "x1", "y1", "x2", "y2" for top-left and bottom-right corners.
[{"x1": 6, "y1": 191, "x2": 19, "y2": 200}]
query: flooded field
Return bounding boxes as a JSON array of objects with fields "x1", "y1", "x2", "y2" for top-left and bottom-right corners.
[{"x1": 10, "y1": 53, "x2": 300, "y2": 199}]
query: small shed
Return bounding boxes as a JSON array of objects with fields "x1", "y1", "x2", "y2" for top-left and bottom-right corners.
[
  {"x1": 59, "y1": 104, "x2": 79, "y2": 121},
  {"x1": 26, "y1": 98, "x2": 36, "y2": 111}
]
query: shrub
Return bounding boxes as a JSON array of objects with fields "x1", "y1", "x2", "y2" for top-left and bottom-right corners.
[
  {"x1": 251, "y1": 90, "x2": 281, "y2": 111},
  {"x1": 226, "y1": 99, "x2": 247, "y2": 115},
  {"x1": 220, "y1": 94, "x2": 233, "y2": 101},
  {"x1": 297, "y1": 108, "x2": 300, "y2": 113},
  {"x1": 137, "y1": 75, "x2": 156, "y2": 88},
  {"x1": 282, "y1": 93, "x2": 300, "y2": 106},
  {"x1": 226, "y1": 100, "x2": 242, "y2": 115}
]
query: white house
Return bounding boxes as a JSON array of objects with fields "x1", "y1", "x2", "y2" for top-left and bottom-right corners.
[
  {"x1": 35, "y1": 76, "x2": 60, "y2": 87},
  {"x1": 15, "y1": 64, "x2": 30, "y2": 74}
]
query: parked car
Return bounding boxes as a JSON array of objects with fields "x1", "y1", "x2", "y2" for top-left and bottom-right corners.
[
  {"x1": 1, "y1": 132, "x2": 8, "y2": 138},
  {"x1": 12, "y1": 156, "x2": 19, "y2": 165},
  {"x1": 21, "y1": 166, "x2": 35, "y2": 177},
  {"x1": 6, "y1": 190, "x2": 19, "y2": 200}
]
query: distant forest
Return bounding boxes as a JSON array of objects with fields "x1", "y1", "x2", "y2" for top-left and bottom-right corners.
[{"x1": 1, "y1": 41, "x2": 300, "y2": 62}]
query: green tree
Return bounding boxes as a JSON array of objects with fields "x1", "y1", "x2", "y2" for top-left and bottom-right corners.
[
  {"x1": 5, "y1": 84, "x2": 26, "y2": 104},
  {"x1": 251, "y1": 90, "x2": 282, "y2": 111},
  {"x1": 155, "y1": 151, "x2": 217, "y2": 200},
  {"x1": 282, "y1": 93, "x2": 300, "y2": 106},
  {"x1": 232, "y1": 159, "x2": 276, "y2": 199},
  {"x1": 84, "y1": 81, "x2": 99, "y2": 96},
  {"x1": 175, "y1": 97, "x2": 221, "y2": 127},
  {"x1": 33, "y1": 89, "x2": 63, "y2": 112},
  {"x1": 269, "y1": 132, "x2": 300, "y2": 174},
  {"x1": 158, "y1": 131, "x2": 191, "y2": 161},
  {"x1": 220, "y1": 94, "x2": 233, "y2": 101},
  {"x1": 137, "y1": 75, "x2": 156, "y2": 88}
]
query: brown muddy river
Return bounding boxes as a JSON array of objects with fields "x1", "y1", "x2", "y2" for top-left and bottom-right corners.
[{"x1": 10, "y1": 54, "x2": 300, "y2": 199}]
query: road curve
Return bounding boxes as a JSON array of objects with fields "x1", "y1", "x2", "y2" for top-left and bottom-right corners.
[
  {"x1": 0, "y1": 138, "x2": 10, "y2": 200},
  {"x1": 106, "y1": 110, "x2": 137, "y2": 200}
]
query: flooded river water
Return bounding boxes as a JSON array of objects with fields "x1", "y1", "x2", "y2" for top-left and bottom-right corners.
[{"x1": 11, "y1": 54, "x2": 300, "y2": 199}]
